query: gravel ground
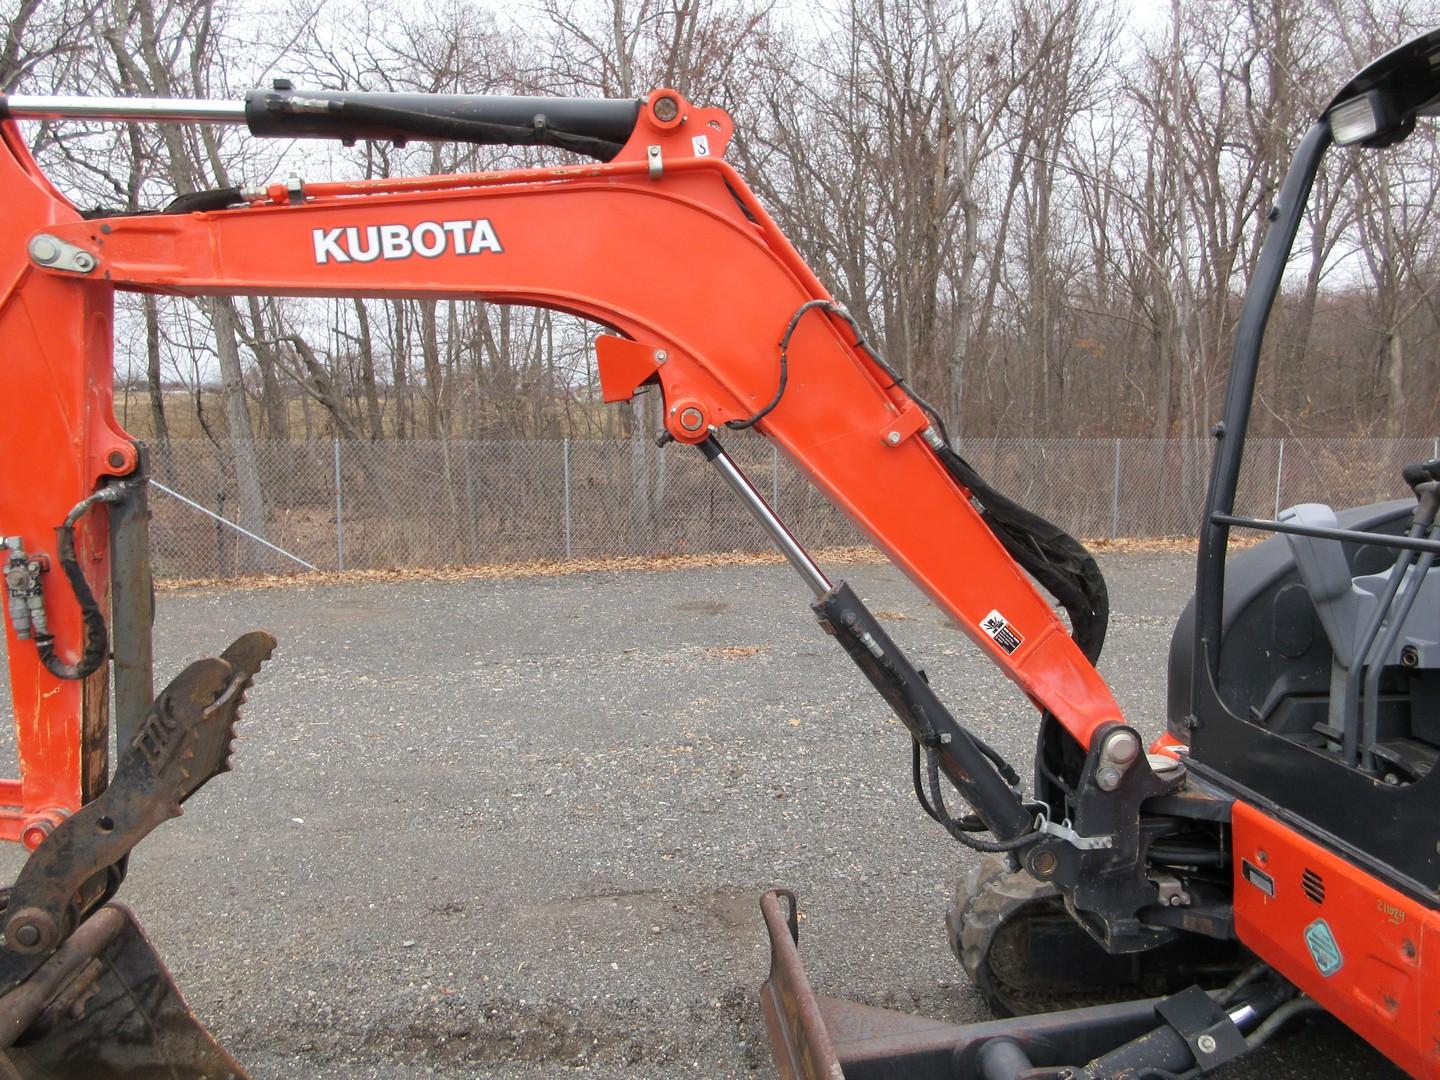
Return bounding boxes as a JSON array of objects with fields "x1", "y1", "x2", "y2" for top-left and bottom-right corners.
[{"x1": 0, "y1": 553, "x2": 1399, "y2": 1077}]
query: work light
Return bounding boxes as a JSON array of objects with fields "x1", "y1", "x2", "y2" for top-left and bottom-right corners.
[{"x1": 1328, "y1": 90, "x2": 1396, "y2": 146}]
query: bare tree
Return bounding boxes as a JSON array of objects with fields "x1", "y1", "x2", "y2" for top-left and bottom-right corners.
[
  {"x1": 95, "y1": 0, "x2": 273, "y2": 565},
  {"x1": 0, "y1": 0, "x2": 101, "y2": 92}
]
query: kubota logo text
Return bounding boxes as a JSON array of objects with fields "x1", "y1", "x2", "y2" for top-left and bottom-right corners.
[{"x1": 312, "y1": 219, "x2": 503, "y2": 264}]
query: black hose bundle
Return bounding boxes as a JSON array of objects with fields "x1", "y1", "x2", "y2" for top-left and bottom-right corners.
[
  {"x1": 34, "y1": 489, "x2": 120, "y2": 681},
  {"x1": 935, "y1": 446, "x2": 1108, "y2": 664},
  {"x1": 818, "y1": 303, "x2": 1109, "y2": 663}
]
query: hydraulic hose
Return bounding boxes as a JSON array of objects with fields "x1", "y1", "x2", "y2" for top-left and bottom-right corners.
[
  {"x1": 34, "y1": 488, "x2": 123, "y2": 681},
  {"x1": 1243, "y1": 996, "x2": 1324, "y2": 1051},
  {"x1": 924, "y1": 750, "x2": 1041, "y2": 853}
]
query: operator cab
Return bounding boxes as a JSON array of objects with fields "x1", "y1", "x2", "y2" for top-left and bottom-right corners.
[{"x1": 1169, "y1": 27, "x2": 1440, "y2": 901}]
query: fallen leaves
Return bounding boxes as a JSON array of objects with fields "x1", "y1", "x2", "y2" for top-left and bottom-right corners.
[
  {"x1": 156, "y1": 545, "x2": 889, "y2": 593},
  {"x1": 701, "y1": 646, "x2": 767, "y2": 661},
  {"x1": 155, "y1": 536, "x2": 1219, "y2": 593}
]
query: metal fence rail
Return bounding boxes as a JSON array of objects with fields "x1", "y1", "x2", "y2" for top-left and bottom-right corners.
[{"x1": 143, "y1": 436, "x2": 1440, "y2": 579}]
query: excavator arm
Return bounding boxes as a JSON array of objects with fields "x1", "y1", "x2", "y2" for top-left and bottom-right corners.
[
  {"x1": 12, "y1": 86, "x2": 1122, "y2": 731},
  {"x1": 0, "y1": 85, "x2": 1150, "y2": 1078}
]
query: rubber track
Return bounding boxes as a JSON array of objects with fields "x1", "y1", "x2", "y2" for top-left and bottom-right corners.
[{"x1": 948, "y1": 854, "x2": 1061, "y2": 1017}]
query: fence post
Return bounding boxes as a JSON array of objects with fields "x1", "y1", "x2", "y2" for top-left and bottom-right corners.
[
  {"x1": 562, "y1": 438, "x2": 573, "y2": 559},
  {"x1": 1110, "y1": 438, "x2": 1121, "y2": 539},
  {"x1": 772, "y1": 444, "x2": 780, "y2": 508},
  {"x1": 333, "y1": 436, "x2": 345, "y2": 572},
  {"x1": 1273, "y1": 438, "x2": 1285, "y2": 520}
]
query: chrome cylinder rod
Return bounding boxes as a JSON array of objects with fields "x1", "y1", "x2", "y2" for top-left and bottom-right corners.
[
  {"x1": 699, "y1": 436, "x2": 832, "y2": 598},
  {"x1": 0, "y1": 95, "x2": 246, "y2": 123}
]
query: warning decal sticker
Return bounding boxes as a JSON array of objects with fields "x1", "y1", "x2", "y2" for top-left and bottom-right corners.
[{"x1": 979, "y1": 610, "x2": 1024, "y2": 655}]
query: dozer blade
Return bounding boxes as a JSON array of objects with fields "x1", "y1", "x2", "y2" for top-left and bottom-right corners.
[
  {"x1": 0, "y1": 904, "x2": 247, "y2": 1080},
  {"x1": 758, "y1": 889, "x2": 1169, "y2": 1080}
]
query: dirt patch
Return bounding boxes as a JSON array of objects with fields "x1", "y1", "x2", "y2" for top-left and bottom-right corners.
[
  {"x1": 523, "y1": 889, "x2": 669, "y2": 932},
  {"x1": 353, "y1": 1000, "x2": 652, "y2": 1067},
  {"x1": 520, "y1": 886, "x2": 763, "y2": 938}
]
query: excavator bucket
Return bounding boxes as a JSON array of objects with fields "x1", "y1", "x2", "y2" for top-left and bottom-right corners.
[
  {"x1": 0, "y1": 905, "x2": 246, "y2": 1079},
  {"x1": 759, "y1": 889, "x2": 1177, "y2": 1080},
  {"x1": 0, "y1": 630, "x2": 274, "y2": 1080}
]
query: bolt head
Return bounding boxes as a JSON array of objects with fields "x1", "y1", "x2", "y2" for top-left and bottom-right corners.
[
  {"x1": 654, "y1": 350, "x2": 668, "y2": 364},
  {"x1": 11, "y1": 923, "x2": 40, "y2": 948},
  {"x1": 652, "y1": 95, "x2": 680, "y2": 122},
  {"x1": 679, "y1": 407, "x2": 704, "y2": 432},
  {"x1": 1095, "y1": 765, "x2": 1122, "y2": 791},
  {"x1": 1197, "y1": 1034, "x2": 1218, "y2": 1054},
  {"x1": 886, "y1": 431, "x2": 901, "y2": 446},
  {"x1": 1103, "y1": 729, "x2": 1140, "y2": 766},
  {"x1": 29, "y1": 235, "x2": 60, "y2": 265},
  {"x1": 71, "y1": 251, "x2": 96, "y2": 272}
]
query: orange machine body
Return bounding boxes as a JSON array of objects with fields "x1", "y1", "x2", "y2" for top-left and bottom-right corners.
[
  {"x1": 0, "y1": 122, "x2": 136, "y2": 846},
  {"x1": 0, "y1": 89, "x2": 1125, "y2": 846},
  {"x1": 1231, "y1": 800, "x2": 1440, "y2": 1077}
]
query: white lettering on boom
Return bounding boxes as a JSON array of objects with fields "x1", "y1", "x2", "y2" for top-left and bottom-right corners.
[{"x1": 312, "y1": 219, "x2": 504, "y2": 264}]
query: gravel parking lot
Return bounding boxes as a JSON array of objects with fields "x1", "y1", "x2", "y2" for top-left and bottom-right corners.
[{"x1": 0, "y1": 552, "x2": 1399, "y2": 1077}]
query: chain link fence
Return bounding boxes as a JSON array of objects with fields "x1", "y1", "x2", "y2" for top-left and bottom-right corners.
[{"x1": 144, "y1": 436, "x2": 1440, "y2": 579}]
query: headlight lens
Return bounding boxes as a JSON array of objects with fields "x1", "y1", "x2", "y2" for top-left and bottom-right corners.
[{"x1": 1329, "y1": 92, "x2": 1385, "y2": 145}]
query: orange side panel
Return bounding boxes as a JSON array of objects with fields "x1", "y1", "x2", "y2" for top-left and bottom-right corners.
[{"x1": 1231, "y1": 801, "x2": 1440, "y2": 1077}]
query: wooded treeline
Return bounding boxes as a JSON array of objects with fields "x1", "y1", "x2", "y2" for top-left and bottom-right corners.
[{"x1": 4, "y1": 0, "x2": 1439, "y2": 460}]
